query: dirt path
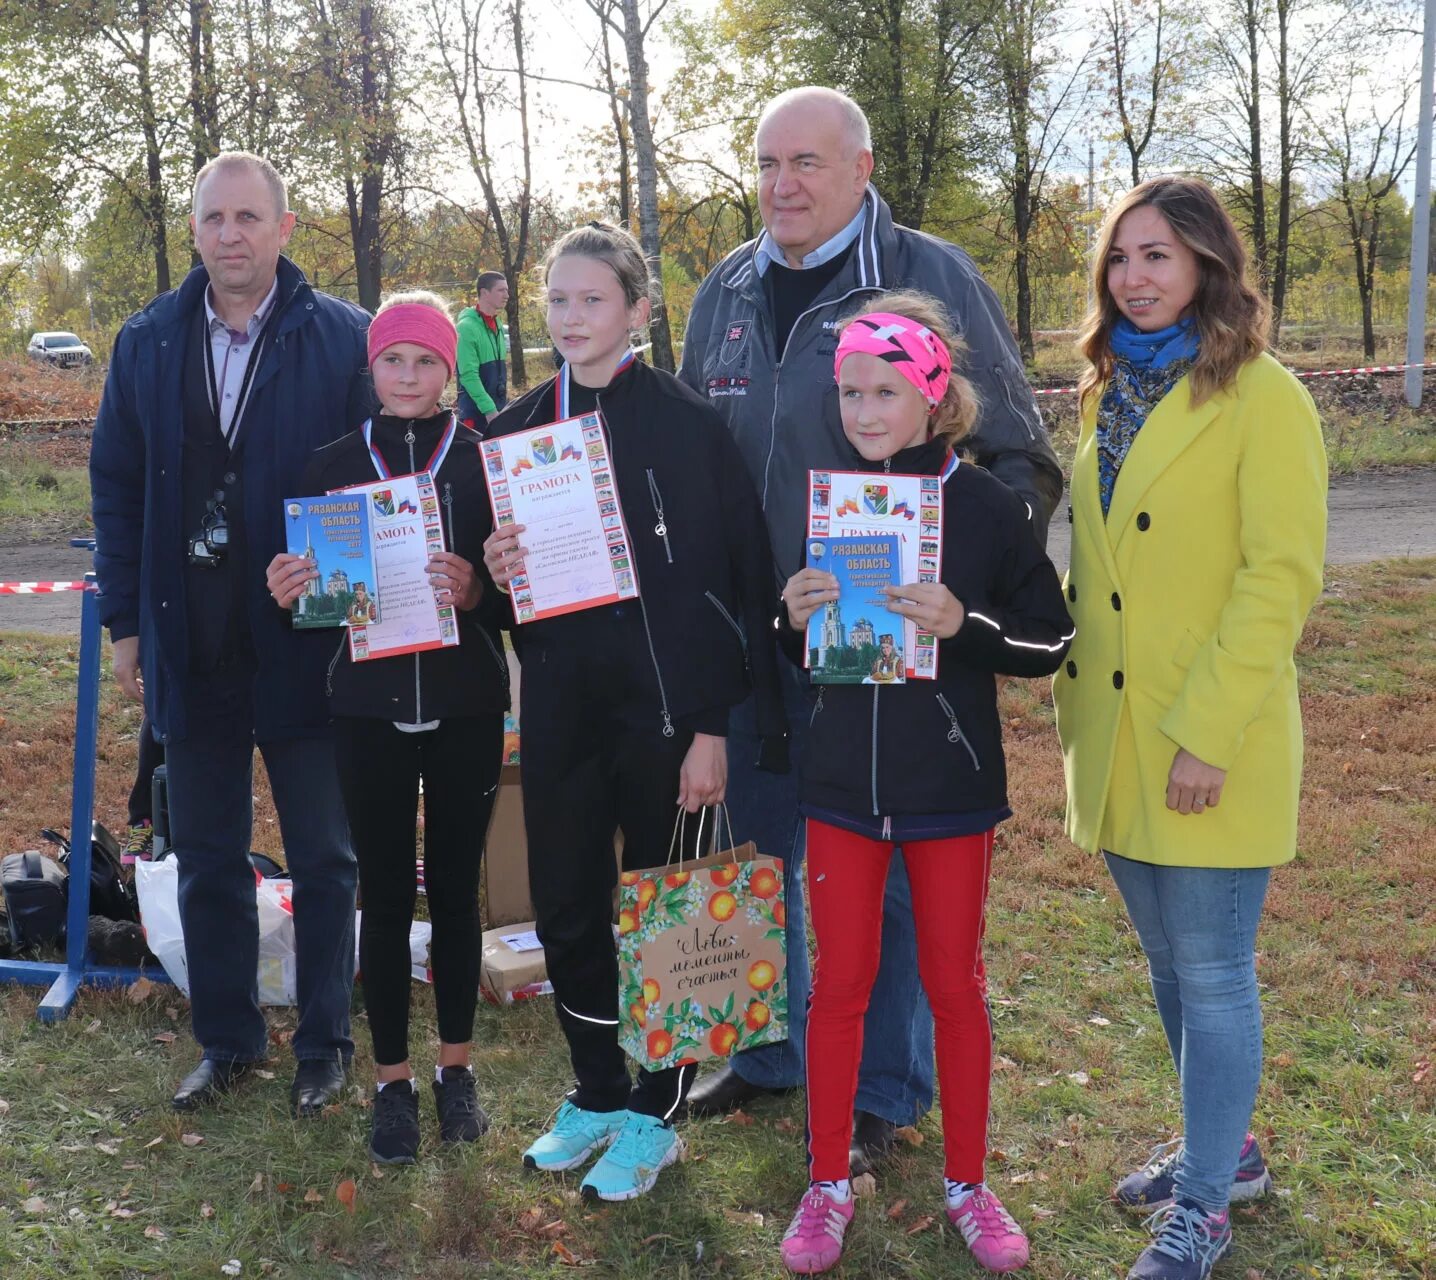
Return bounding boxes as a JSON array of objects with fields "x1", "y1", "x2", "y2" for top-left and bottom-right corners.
[{"x1": 2, "y1": 469, "x2": 1434, "y2": 638}]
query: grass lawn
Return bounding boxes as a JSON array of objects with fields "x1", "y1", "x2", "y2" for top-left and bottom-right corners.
[{"x1": 0, "y1": 559, "x2": 1433, "y2": 1279}]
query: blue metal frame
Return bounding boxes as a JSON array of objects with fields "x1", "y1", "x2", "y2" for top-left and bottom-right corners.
[{"x1": 0, "y1": 538, "x2": 171, "y2": 1018}]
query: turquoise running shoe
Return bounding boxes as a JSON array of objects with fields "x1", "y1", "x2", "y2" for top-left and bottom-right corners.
[
  {"x1": 522, "y1": 1099, "x2": 626, "y2": 1172},
  {"x1": 579, "y1": 1111, "x2": 683, "y2": 1202}
]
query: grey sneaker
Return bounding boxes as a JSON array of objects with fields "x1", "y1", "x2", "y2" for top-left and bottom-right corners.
[
  {"x1": 1116, "y1": 1134, "x2": 1272, "y2": 1211},
  {"x1": 1128, "y1": 1202, "x2": 1232, "y2": 1280}
]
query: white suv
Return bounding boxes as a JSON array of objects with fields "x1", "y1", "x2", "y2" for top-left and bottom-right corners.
[{"x1": 27, "y1": 331, "x2": 94, "y2": 369}]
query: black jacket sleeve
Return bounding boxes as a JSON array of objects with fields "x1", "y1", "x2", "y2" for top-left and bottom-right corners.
[{"x1": 944, "y1": 487, "x2": 1075, "y2": 677}]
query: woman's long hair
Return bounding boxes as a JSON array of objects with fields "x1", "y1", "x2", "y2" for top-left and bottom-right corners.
[{"x1": 1078, "y1": 177, "x2": 1270, "y2": 409}]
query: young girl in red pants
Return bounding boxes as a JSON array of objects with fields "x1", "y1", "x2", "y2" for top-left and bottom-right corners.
[{"x1": 778, "y1": 292, "x2": 1074, "y2": 1274}]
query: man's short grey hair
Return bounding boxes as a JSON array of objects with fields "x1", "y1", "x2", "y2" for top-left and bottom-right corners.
[
  {"x1": 192, "y1": 151, "x2": 289, "y2": 218},
  {"x1": 757, "y1": 87, "x2": 873, "y2": 155}
]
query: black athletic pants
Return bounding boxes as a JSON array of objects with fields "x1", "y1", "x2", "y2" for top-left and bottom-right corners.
[
  {"x1": 127, "y1": 714, "x2": 166, "y2": 826},
  {"x1": 335, "y1": 715, "x2": 502, "y2": 1066},
  {"x1": 519, "y1": 612, "x2": 706, "y2": 1122}
]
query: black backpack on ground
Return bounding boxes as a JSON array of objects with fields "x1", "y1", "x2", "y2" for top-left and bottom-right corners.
[
  {"x1": 1, "y1": 850, "x2": 70, "y2": 949},
  {"x1": 41, "y1": 824, "x2": 139, "y2": 924}
]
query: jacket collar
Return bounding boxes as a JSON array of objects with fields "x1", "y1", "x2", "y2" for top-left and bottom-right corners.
[
  {"x1": 723, "y1": 185, "x2": 892, "y2": 307},
  {"x1": 849, "y1": 434, "x2": 947, "y2": 476},
  {"x1": 141, "y1": 255, "x2": 313, "y2": 340}
]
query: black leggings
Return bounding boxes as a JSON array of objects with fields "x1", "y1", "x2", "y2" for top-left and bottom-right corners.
[
  {"x1": 128, "y1": 714, "x2": 166, "y2": 825},
  {"x1": 335, "y1": 715, "x2": 502, "y2": 1066}
]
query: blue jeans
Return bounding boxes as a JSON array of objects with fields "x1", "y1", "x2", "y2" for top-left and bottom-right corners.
[
  {"x1": 166, "y1": 678, "x2": 357, "y2": 1065},
  {"x1": 1105, "y1": 851, "x2": 1270, "y2": 1213},
  {"x1": 723, "y1": 664, "x2": 935, "y2": 1125}
]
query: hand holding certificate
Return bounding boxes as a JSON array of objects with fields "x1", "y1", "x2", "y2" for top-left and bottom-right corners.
[{"x1": 481, "y1": 413, "x2": 638, "y2": 623}]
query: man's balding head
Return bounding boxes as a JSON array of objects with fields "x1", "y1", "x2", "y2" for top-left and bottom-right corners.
[{"x1": 755, "y1": 88, "x2": 874, "y2": 268}]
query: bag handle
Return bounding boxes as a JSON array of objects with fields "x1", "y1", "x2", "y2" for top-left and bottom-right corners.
[{"x1": 664, "y1": 803, "x2": 739, "y2": 871}]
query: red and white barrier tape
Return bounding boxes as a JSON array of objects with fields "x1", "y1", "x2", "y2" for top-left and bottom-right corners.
[
  {"x1": 0, "y1": 581, "x2": 95, "y2": 594},
  {"x1": 1032, "y1": 360, "x2": 1435, "y2": 398}
]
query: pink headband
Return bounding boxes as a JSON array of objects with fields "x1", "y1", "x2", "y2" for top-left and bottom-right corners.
[
  {"x1": 834, "y1": 312, "x2": 952, "y2": 407},
  {"x1": 368, "y1": 304, "x2": 459, "y2": 377}
]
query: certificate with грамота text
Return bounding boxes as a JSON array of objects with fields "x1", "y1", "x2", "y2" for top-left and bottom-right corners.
[{"x1": 482, "y1": 414, "x2": 639, "y2": 623}]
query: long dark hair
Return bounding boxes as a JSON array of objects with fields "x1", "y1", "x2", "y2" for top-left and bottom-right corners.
[{"x1": 1079, "y1": 176, "x2": 1270, "y2": 408}]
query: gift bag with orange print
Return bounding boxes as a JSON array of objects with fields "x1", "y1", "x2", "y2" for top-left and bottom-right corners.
[{"x1": 617, "y1": 808, "x2": 787, "y2": 1071}]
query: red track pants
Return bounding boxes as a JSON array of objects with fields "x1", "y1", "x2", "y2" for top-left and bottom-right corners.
[{"x1": 804, "y1": 819, "x2": 994, "y2": 1183}]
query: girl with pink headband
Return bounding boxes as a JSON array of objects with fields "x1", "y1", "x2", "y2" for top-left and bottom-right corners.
[
  {"x1": 266, "y1": 291, "x2": 509, "y2": 1167},
  {"x1": 776, "y1": 291, "x2": 1074, "y2": 1275}
]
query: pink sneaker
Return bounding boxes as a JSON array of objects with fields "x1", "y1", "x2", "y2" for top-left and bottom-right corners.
[
  {"x1": 780, "y1": 1185, "x2": 856, "y2": 1274},
  {"x1": 947, "y1": 1186, "x2": 1030, "y2": 1272}
]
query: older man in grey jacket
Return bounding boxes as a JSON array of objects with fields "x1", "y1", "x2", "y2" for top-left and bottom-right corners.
[{"x1": 678, "y1": 86, "x2": 1062, "y2": 1173}]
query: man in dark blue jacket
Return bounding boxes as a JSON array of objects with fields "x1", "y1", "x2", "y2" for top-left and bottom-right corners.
[{"x1": 90, "y1": 152, "x2": 375, "y2": 1115}]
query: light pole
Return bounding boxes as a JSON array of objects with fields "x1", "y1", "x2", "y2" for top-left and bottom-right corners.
[{"x1": 1406, "y1": 0, "x2": 1435, "y2": 407}]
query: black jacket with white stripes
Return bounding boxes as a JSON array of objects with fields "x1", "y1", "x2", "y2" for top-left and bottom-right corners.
[{"x1": 779, "y1": 437, "x2": 1074, "y2": 821}]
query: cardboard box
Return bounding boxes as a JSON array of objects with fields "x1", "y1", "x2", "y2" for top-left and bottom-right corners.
[
  {"x1": 479, "y1": 923, "x2": 552, "y2": 1004},
  {"x1": 483, "y1": 767, "x2": 533, "y2": 926}
]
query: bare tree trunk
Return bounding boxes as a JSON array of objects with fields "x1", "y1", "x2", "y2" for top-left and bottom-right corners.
[
  {"x1": 1241, "y1": 0, "x2": 1269, "y2": 292},
  {"x1": 136, "y1": 0, "x2": 170, "y2": 295},
  {"x1": 618, "y1": 0, "x2": 675, "y2": 371},
  {"x1": 598, "y1": 12, "x2": 632, "y2": 226}
]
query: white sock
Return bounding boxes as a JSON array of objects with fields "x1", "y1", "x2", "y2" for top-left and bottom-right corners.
[
  {"x1": 816, "y1": 1178, "x2": 852, "y2": 1204},
  {"x1": 379, "y1": 1076, "x2": 415, "y2": 1094},
  {"x1": 946, "y1": 1178, "x2": 983, "y2": 1210}
]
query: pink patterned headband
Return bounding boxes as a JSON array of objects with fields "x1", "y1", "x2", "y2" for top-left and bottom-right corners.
[
  {"x1": 368, "y1": 304, "x2": 458, "y2": 377},
  {"x1": 834, "y1": 311, "x2": 952, "y2": 407}
]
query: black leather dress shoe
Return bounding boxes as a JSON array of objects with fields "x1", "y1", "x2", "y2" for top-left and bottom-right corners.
[
  {"x1": 849, "y1": 1110, "x2": 899, "y2": 1176},
  {"x1": 683, "y1": 1064, "x2": 795, "y2": 1117},
  {"x1": 172, "y1": 1058, "x2": 252, "y2": 1112},
  {"x1": 291, "y1": 1057, "x2": 347, "y2": 1117}
]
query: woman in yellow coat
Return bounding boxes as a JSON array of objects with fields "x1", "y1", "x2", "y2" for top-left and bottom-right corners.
[{"x1": 1053, "y1": 177, "x2": 1326, "y2": 1280}]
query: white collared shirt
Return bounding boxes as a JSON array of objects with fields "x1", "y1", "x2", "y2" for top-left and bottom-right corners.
[
  {"x1": 754, "y1": 201, "x2": 867, "y2": 276},
  {"x1": 204, "y1": 277, "x2": 279, "y2": 443}
]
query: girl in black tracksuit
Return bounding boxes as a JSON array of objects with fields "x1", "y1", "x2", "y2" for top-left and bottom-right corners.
[
  {"x1": 482, "y1": 223, "x2": 786, "y2": 1203},
  {"x1": 267, "y1": 292, "x2": 508, "y2": 1166}
]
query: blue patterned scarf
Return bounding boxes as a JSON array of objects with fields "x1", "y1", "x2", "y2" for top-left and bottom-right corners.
[{"x1": 1096, "y1": 317, "x2": 1199, "y2": 517}]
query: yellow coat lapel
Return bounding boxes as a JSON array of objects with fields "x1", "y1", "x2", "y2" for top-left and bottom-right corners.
[{"x1": 1104, "y1": 377, "x2": 1224, "y2": 540}]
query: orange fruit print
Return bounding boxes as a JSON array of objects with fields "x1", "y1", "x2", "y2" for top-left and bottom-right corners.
[
  {"x1": 748, "y1": 959, "x2": 777, "y2": 991},
  {"x1": 663, "y1": 871, "x2": 691, "y2": 889},
  {"x1": 749, "y1": 867, "x2": 780, "y2": 899},
  {"x1": 773, "y1": 898, "x2": 787, "y2": 928},
  {"x1": 637, "y1": 879, "x2": 658, "y2": 910},
  {"x1": 647, "y1": 1029, "x2": 674, "y2": 1059},
  {"x1": 708, "y1": 891, "x2": 738, "y2": 922},
  {"x1": 642, "y1": 978, "x2": 661, "y2": 1004},
  {"x1": 744, "y1": 1000, "x2": 771, "y2": 1031},
  {"x1": 618, "y1": 908, "x2": 638, "y2": 935},
  {"x1": 620, "y1": 871, "x2": 640, "y2": 886},
  {"x1": 629, "y1": 1001, "x2": 647, "y2": 1028},
  {"x1": 709, "y1": 864, "x2": 739, "y2": 887},
  {"x1": 708, "y1": 1023, "x2": 739, "y2": 1055}
]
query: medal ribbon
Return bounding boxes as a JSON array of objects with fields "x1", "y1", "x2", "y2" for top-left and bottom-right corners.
[
  {"x1": 555, "y1": 347, "x2": 636, "y2": 419},
  {"x1": 361, "y1": 413, "x2": 458, "y2": 481}
]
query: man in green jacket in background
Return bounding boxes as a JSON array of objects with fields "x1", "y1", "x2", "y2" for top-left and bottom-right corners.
[{"x1": 455, "y1": 269, "x2": 509, "y2": 430}]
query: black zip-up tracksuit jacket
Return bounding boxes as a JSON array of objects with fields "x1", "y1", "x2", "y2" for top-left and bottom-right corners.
[
  {"x1": 487, "y1": 359, "x2": 787, "y2": 749},
  {"x1": 781, "y1": 438, "x2": 1075, "y2": 819},
  {"x1": 302, "y1": 410, "x2": 510, "y2": 722}
]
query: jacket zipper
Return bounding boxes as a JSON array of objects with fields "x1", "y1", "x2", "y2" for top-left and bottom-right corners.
[
  {"x1": 598, "y1": 390, "x2": 674, "y2": 737},
  {"x1": 704, "y1": 591, "x2": 746, "y2": 653},
  {"x1": 870, "y1": 686, "x2": 881, "y2": 815},
  {"x1": 997, "y1": 364, "x2": 1040, "y2": 442},
  {"x1": 936, "y1": 692, "x2": 981, "y2": 770},
  {"x1": 324, "y1": 631, "x2": 347, "y2": 697},
  {"x1": 810, "y1": 686, "x2": 825, "y2": 725},
  {"x1": 762, "y1": 286, "x2": 875, "y2": 508},
  {"x1": 407, "y1": 427, "x2": 422, "y2": 722},
  {"x1": 646, "y1": 469, "x2": 673, "y2": 564}
]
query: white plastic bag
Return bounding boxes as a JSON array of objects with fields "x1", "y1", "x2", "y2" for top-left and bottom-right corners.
[
  {"x1": 354, "y1": 912, "x2": 433, "y2": 983},
  {"x1": 135, "y1": 859, "x2": 298, "y2": 1006}
]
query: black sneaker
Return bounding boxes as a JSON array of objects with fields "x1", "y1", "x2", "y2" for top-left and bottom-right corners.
[
  {"x1": 433, "y1": 1066, "x2": 489, "y2": 1143},
  {"x1": 369, "y1": 1080, "x2": 421, "y2": 1164}
]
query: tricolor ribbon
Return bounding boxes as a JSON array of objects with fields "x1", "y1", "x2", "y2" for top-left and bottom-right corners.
[
  {"x1": 362, "y1": 413, "x2": 458, "y2": 481},
  {"x1": 555, "y1": 347, "x2": 636, "y2": 420}
]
